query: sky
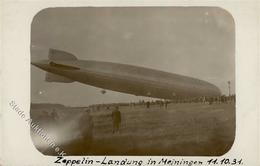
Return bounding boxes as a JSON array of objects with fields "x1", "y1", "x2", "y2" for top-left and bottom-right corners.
[{"x1": 31, "y1": 7, "x2": 235, "y2": 106}]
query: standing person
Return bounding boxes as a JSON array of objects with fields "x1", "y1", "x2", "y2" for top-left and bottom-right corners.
[
  {"x1": 164, "y1": 100, "x2": 168, "y2": 109},
  {"x1": 159, "y1": 100, "x2": 163, "y2": 108},
  {"x1": 146, "y1": 101, "x2": 150, "y2": 109},
  {"x1": 112, "y1": 106, "x2": 121, "y2": 133},
  {"x1": 51, "y1": 109, "x2": 58, "y2": 121}
]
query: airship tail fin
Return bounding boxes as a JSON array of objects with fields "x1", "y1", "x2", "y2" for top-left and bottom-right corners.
[
  {"x1": 48, "y1": 48, "x2": 77, "y2": 61},
  {"x1": 45, "y1": 72, "x2": 74, "y2": 83}
]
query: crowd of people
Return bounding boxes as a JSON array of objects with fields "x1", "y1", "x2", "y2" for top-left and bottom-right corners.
[{"x1": 89, "y1": 94, "x2": 236, "y2": 111}]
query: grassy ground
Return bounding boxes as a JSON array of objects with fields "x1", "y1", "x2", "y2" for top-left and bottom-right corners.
[{"x1": 30, "y1": 102, "x2": 235, "y2": 156}]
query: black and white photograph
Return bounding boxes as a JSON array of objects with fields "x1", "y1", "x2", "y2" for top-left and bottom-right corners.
[{"x1": 30, "y1": 7, "x2": 236, "y2": 156}]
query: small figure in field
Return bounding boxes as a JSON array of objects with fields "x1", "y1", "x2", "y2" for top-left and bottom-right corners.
[
  {"x1": 112, "y1": 106, "x2": 121, "y2": 134},
  {"x1": 164, "y1": 100, "x2": 168, "y2": 109},
  {"x1": 146, "y1": 101, "x2": 150, "y2": 109},
  {"x1": 51, "y1": 109, "x2": 58, "y2": 121}
]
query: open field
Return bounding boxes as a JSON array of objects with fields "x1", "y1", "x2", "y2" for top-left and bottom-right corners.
[{"x1": 30, "y1": 102, "x2": 235, "y2": 156}]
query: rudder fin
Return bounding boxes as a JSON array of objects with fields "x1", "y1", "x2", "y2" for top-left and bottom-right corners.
[{"x1": 48, "y1": 48, "x2": 77, "y2": 61}]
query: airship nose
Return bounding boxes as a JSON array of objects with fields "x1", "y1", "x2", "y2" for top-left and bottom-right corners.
[
  {"x1": 31, "y1": 61, "x2": 39, "y2": 67},
  {"x1": 31, "y1": 60, "x2": 49, "y2": 70},
  {"x1": 31, "y1": 61, "x2": 43, "y2": 68}
]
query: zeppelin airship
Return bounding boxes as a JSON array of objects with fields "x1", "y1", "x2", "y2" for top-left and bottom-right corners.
[{"x1": 31, "y1": 49, "x2": 221, "y2": 99}]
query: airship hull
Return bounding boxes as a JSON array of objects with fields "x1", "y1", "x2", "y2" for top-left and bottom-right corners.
[{"x1": 32, "y1": 59, "x2": 221, "y2": 99}]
